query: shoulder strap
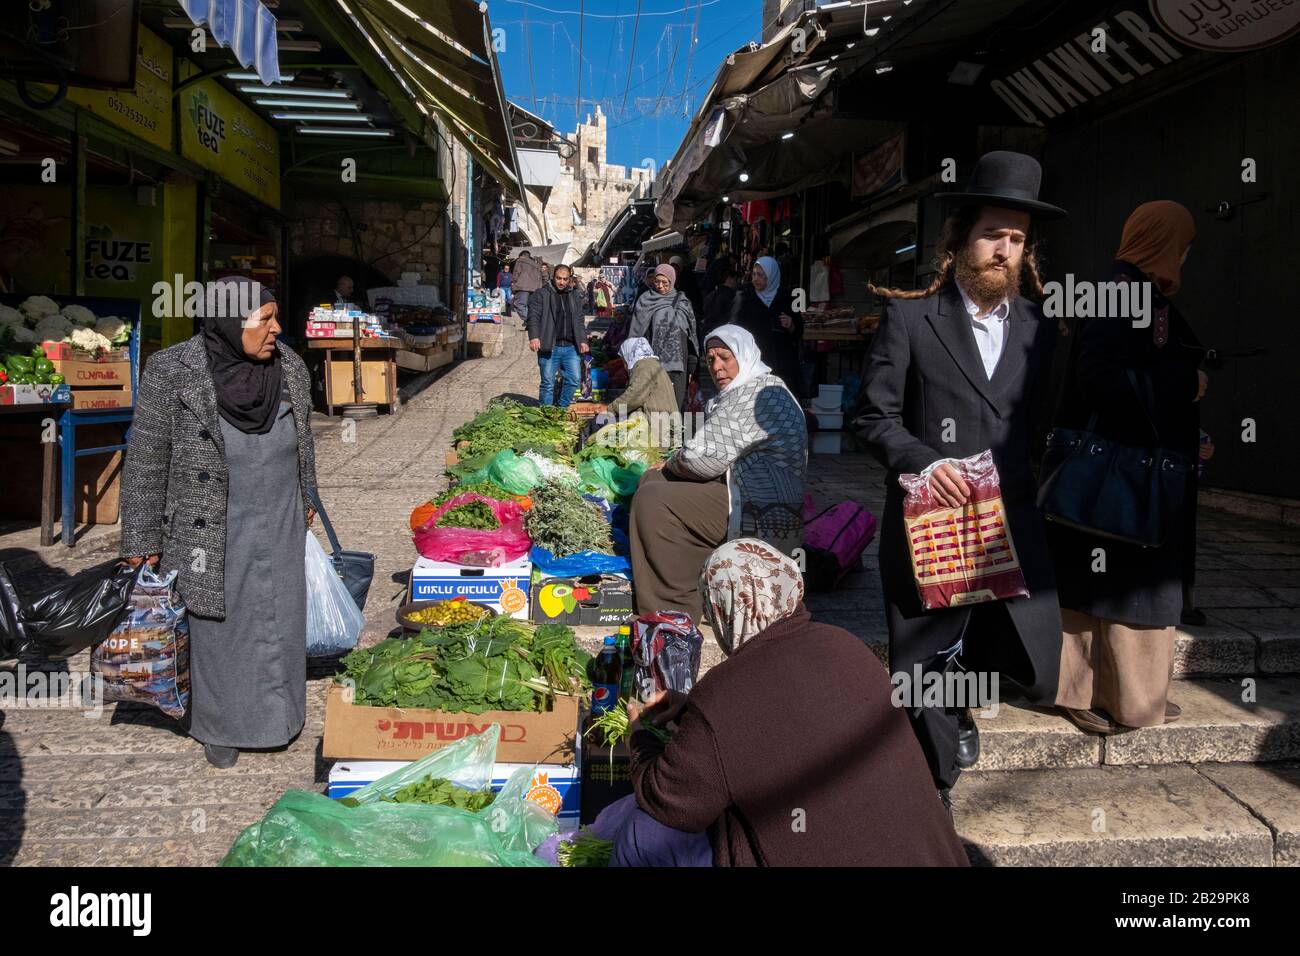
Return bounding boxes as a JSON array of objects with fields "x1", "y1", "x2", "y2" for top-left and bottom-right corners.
[{"x1": 304, "y1": 487, "x2": 343, "y2": 559}]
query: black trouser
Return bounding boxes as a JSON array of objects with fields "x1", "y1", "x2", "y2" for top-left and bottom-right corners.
[
  {"x1": 892, "y1": 601, "x2": 1034, "y2": 791},
  {"x1": 667, "y1": 369, "x2": 687, "y2": 411}
]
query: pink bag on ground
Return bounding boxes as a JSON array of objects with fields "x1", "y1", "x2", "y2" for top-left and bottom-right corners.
[
  {"x1": 802, "y1": 499, "x2": 876, "y2": 591},
  {"x1": 412, "y1": 493, "x2": 530, "y2": 567},
  {"x1": 898, "y1": 450, "x2": 1029, "y2": 610}
]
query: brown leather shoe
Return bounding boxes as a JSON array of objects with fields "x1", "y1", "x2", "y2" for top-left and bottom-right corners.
[
  {"x1": 1164, "y1": 701, "x2": 1182, "y2": 723},
  {"x1": 1062, "y1": 707, "x2": 1120, "y2": 735}
]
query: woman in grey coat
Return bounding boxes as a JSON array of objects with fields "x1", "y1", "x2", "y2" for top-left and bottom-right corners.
[
  {"x1": 120, "y1": 278, "x2": 318, "y2": 768},
  {"x1": 628, "y1": 264, "x2": 698, "y2": 410}
]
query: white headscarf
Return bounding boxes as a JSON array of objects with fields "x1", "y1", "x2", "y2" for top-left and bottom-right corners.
[
  {"x1": 702, "y1": 324, "x2": 771, "y2": 413},
  {"x1": 619, "y1": 336, "x2": 656, "y2": 371},
  {"x1": 754, "y1": 256, "x2": 781, "y2": 308}
]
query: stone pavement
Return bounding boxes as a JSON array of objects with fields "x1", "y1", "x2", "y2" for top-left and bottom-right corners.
[{"x1": 1, "y1": 323, "x2": 1298, "y2": 865}]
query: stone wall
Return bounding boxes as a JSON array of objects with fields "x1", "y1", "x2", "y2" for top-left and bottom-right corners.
[{"x1": 286, "y1": 198, "x2": 446, "y2": 285}]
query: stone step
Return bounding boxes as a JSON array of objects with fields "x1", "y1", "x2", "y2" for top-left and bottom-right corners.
[
  {"x1": 952, "y1": 763, "x2": 1292, "y2": 866},
  {"x1": 974, "y1": 677, "x2": 1300, "y2": 771},
  {"x1": 805, "y1": 605, "x2": 1300, "y2": 678}
]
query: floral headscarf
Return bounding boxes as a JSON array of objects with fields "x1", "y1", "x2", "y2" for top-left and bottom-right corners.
[
  {"x1": 619, "y1": 336, "x2": 656, "y2": 371},
  {"x1": 699, "y1": 539, "x2": 805, "y2": 656}
]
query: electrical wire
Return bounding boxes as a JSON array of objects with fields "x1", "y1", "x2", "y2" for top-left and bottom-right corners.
[
  {"x1": 523, "y1": 2, "x2": 538, "y2": 108},
  {"x1": 619, "y1": 0, "x2": 643, "y2": 116}
]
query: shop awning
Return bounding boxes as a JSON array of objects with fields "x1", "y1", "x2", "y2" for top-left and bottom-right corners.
[
  {"x1": 510, "y1": 243, "x2": 572, "y2": 266},
  {"x1": 323, "y1": 0, "x2": 524, "y2": 195},
  {"x1": 593, "y1": 197, "x2": 660, "y2": 263},
  {"x1": 180, "y1": 0, "x2": 281, "y2": 86},
  {"x1": 641, "y1": 231, "x2": 684, "y2": 253}
]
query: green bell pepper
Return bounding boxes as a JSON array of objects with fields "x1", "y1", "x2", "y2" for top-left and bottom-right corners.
[
  {"x1": 31, "y1": 345, "x2": 47, "y2": 360},
  {"x1": 33, "y1": 358, "x2": 55, "y2": 383},
  {"x1": 49, "y1": 372, "x2": 65, "y2": 386},
  {"x1": 5, "y1": 355, "x2": 34, "y2": 376}
]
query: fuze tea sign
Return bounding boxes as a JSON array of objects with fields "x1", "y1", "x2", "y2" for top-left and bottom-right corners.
[{"x1": 179, "y1": 66, "x2": 281, "y2": 209}]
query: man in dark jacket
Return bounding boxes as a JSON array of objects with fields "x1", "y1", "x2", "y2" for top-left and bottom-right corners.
[
  {"x1": 855, "y1": 151, "x2": 1066, "y2": 800},
  {"x1": 527, "y1": 263, "x2": 588, "y2": 407}
]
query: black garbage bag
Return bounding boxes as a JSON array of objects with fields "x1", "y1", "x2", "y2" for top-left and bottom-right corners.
[
  {"x1": 0, "y1": 564, "x2": 23, "y2": 660},
  {"x1": 4, "y1": 560, "x2": 141, "y2": 659}
]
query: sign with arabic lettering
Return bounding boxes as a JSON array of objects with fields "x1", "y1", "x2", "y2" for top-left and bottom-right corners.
[
  {"x1": 61, "y1": 26, "x2": 173, "y2": 152},
  {"x1": 178, "y1": 62, "x2": 281, "y2": 208}
]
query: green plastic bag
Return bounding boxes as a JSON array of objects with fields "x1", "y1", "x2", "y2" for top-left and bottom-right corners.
[
  {"x1": 453, "y1": 449, "x2": 545, "y2": 497},
  {"x1": 220, "y1": 726, "x2": 556, "y2": 867},
  {"x1": 578, "y1": 456, "x2": 647, "y2": 503}
]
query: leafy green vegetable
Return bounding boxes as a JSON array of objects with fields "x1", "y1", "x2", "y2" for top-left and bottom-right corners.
[
  {"x1": 453, "y1": 399, "x2": 579, "y2": 461},
  {"x1": 585, "y1": 699, "x2": 674, "y2": 750},
  {"x1": 337, "y1": 617, "x2": 589, "y2": 713},
  {"x1": 436, "y1": 501, "x2": 500, "y2": 530},
  {"x1": 526, "y1": 479, "x2": 614, "y2": 557},
  {"x1": 433, "y1": 480, "x2": 514, "y2": 507},
  {"x1": 557, "y1": 829, "x2": 614, "y2": 867},
  {"x1": 338, "y1": 775, "x2": 496, "y2": 812}
]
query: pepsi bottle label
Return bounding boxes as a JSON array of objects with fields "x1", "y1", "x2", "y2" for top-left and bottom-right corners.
[{"x1": 591, "y1": 683, "x2": 620, "y2": 714}]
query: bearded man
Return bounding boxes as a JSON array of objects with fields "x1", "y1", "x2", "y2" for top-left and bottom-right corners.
[{"x1": 855, "y1": 151, "x2": 1066, "y2": 803}]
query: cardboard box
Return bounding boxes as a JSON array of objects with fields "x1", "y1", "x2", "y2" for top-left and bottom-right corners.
[
  {"x1": 530, "y1": 572, "x2": 635, "y2": 628},
  {"x1": 0, "y1": 383, "x2": 72, "y2": 405},
  {"x1": 40, "y1": 342, "x2": 128, "y2": 363},
  {"x1": 50, "y1": 359, "x2": 131, "y2": 387},
  {"x1": 410, "y1": 553, "x2": 531, "y2": 619},
  {"x1": 70, "y1": 387, "x2": 133, "y2": 410},
  {"x1": 322, "y1": 684, "x2": 580, "y2": 763},
  {"x1": 327, "y1": 759, "x2": 581, "y2": 827}
]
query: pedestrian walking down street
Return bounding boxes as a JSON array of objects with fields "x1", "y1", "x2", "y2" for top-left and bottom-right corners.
[
  {"x1": 854, "y1": 151, "x2": 1066, "y2": 799},
  {"x1": 119, "y1": 277, "x2": 319, "y2": 769},
  {"x1": 628, "y1": 264, "x2": 699, "y2": 409},
  {"x1": 729, "y1": 256, "x2": 806, "y2": 402},
  {"x1": 527, "y1": 263, "x2": 589, "y2": 408},
  {"x1": 1048, "y1": 201, "x2": 1206, "y2": 735},
  {"x1": 496, "y1": 263, "x2": 512, "y2": 314},
  {"x1": 510, "y1": 250, "x2": 543, "y2": 330}
]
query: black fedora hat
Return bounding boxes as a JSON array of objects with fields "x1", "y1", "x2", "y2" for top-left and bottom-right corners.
[{"x1": 939, "y1": 150, "x2": 1067, "y2": 219}]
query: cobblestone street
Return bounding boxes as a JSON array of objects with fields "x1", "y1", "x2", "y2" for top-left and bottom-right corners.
[{"x1": 2, "y1": 327, "x2": 1299, "y2": 865}]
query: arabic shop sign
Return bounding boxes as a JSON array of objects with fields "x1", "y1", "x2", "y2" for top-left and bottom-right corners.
[
  {"x1": 1150, "y1": 0, "x2": 1300, "y2": 51},
  {"x1": 179, "y1": 64, "x2": 281, "y2": 209},
  {"x1": 55, "y1": 25, "x2": 173, "y2": 151}
]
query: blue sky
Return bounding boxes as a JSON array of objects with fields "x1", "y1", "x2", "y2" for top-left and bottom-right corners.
[{"x1": 490, "y1": 0, "x2": 763, "y2": 169}]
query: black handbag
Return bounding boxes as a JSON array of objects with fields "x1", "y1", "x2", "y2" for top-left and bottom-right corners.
[
  {"x1": 306, "y1": 488, "x2": 375, "y2": 611},
  {"x1": 1038, "y1": 369, "x2": 1191, "y2": 548}
]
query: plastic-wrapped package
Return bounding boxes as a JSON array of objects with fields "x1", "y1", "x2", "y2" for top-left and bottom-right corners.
[
  {"x1": 220, "y1": 726, "x2": 555, "y2": 867},
  {"x1": 898, "y1": 450, "x2": 1029, "y2": 610},
  {"x1": 305, "y1": 533, "x2": 364, "y2": 657},
  {"x1": 630, "y1": 612, "x2": 704, "y2": 701},
  {"x1": 412, "y1": 493, "x2": 531, "y2": 567}
]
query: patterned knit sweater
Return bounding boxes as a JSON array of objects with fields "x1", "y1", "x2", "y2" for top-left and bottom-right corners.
[{"x1": 672, "y1": 374, "x2": 808, "y2": 554}]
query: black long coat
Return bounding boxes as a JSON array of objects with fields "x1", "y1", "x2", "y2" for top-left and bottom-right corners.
[
  {"x1": 856, "y1": 281, "x2": 1062, "y2": 702},
  {"x1": 729, "y1": 285, "x2": 806, "y2": 401},
  {"x1": 1046, "y1": 260, "x2": 1203, "y2": 627}
]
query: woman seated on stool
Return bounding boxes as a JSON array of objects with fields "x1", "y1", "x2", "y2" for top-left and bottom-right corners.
[
  {"x1": 615, "y1": 337, "x2": 681, "y2": 453},
  {"x1": 603, "y1": 540, "x2": 970, "y2": 867},
  {"x1": 629, "y1": 325, "x2": 807, "y2": 624}
]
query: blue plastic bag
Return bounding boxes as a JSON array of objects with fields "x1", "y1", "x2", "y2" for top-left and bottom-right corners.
[{"x1": 531, "y1": 527, "x2": 632, "y2": 578}]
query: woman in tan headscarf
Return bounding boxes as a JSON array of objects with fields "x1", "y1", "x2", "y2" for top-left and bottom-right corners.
[
  {"x1": 611, "y1": 539, "x2": 968, "y2": 867},
  {"x1": 1046, "y1": 201, "x2": 1210, "y2": 735}
]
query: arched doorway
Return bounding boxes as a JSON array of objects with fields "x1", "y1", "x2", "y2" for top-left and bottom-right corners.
[{"x1": 286, "y1": 255, "x2": 392, "y2": 343}]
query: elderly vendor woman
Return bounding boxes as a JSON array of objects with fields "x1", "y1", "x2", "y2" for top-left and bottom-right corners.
[
  {"x1": 612, "y1": 540, "x2": 970, "y2": 867},
  {"x1": 629, "y1": 325, "x2": 807, "y2": 622}
]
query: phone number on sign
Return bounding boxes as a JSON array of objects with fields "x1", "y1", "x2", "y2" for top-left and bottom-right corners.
[{"x1": 107, "y1": 95, "x2": 158, "y2": 133}]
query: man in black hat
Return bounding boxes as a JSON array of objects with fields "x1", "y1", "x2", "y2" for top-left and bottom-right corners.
[{"x1": 855, "y1": 151, "x2": 1066, "y2": 803}]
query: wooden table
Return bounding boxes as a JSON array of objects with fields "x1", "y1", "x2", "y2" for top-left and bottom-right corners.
[
  {"x1": 804, "y1": 326, "x2": 872, "y2": 381},
  {"x1": 0, "y1": 400, "x2": 70, "y2": 546},
  {"x1": 307, "y1": 336, "x2": 402, "y2": 415}
]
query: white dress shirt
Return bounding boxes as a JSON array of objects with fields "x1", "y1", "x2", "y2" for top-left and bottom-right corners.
[
  {"x1": 920, "y1": 282, "x2": 1011, "y2": 481},
  {"x1": 955, "y1": 281, "x2": 1010, "y2": 380}
]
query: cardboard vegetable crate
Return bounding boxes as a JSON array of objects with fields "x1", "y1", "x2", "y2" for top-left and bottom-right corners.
[
  {"x1": 49, "y1": 359, "x2": 131, "y2": 387},
  {"x1": 322, "y1": 683, "x2": 580, "y2": 763},
  {"x1": 530, "y1": 571, "x2": 635, "y2": 627}
]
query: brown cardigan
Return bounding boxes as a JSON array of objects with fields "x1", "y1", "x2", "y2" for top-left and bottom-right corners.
[{"x1": 630, "y1": 609, "x2": 970, "y2": 867}]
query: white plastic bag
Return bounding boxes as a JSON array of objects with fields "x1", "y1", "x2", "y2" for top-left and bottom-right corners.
[{"x1": 305, "y1": 532, "x2": 364, "y2": 656}]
